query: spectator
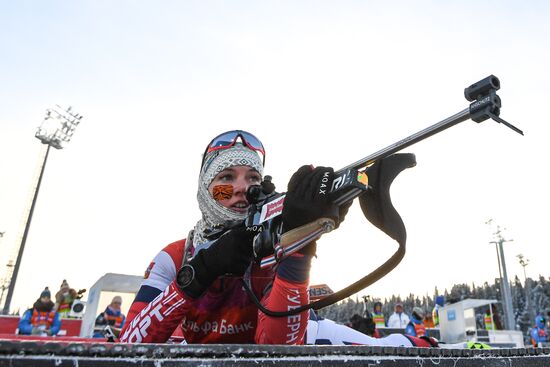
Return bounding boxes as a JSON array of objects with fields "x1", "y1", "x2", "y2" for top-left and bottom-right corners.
[
  {"x1": 405, "y1": 307, "x2": 426, "y2": 337},
  {"x1": 94, "y1": 296, "x2": 126, "y2": 338},
  {"x1": 423, "y1": 312, "x2": 435, "y2": 328},
  {"x1": 18, "y1": 287, "x2": 61, "y2": 336},
  {"x1": 530, "y1": 314, "x2": 548, "y2": 347},
  {"x1": 372, "y1": 301, "x2": 386, "y2": 328},
  {"x1": 432, "y1": 295, "x2": 444, "y2": 327},
  {"x1": 55, "y1": 280, "x2": 77, "y2": 318},
  {"x1": 387, "y1": 303, "x2": 410, "y2": 328},
  {"x1": 484, "y1": 304, "x2": 503, "y2": 331}
]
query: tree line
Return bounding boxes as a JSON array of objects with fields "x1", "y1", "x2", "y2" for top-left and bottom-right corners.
[{"x1": 317, "y1": 275, "x2": 549, "y2": 336}]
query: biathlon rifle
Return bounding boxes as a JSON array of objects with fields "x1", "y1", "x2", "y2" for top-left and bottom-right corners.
[{"x1": 242, "y1": 75, "x2": 523, "y2": 317}]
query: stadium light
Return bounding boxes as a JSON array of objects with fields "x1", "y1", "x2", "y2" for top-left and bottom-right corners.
[
  {"x1": 35, "y1": 105, "x2": 83, "y2": 149},
  {"x1": 2, "y1": 106, "x2": 82, "y2": 314}
]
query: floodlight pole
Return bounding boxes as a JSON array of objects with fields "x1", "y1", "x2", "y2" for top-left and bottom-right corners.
[
  {"x1": 2, "y1": 146, "x2": 50, "y2": 315},
  {"x1": 2, "y1": 106, "x2": 82, "y2": 314},
  {"x1": 517, "y1": 254, "x2": 533, "y2": 327},
  {"x1": 489, "y1": 225, "x2": 515, "y2": 330}
]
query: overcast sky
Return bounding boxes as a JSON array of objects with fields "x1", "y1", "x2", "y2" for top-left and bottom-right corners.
[{"x1": 1, "y1": 1, "x2": 549, "y2": 314}]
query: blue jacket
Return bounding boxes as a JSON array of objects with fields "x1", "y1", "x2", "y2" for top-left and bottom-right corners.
[
  {"x1": 18, "y1": 308, "x2": 61, "y2": 336},
  {"x1": 530, "y1": 326, "x2": 548, "y2": 345}
]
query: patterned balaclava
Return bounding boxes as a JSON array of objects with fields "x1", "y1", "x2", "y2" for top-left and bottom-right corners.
[{"x1": 193, "y1": 143, "x2": 263, "y2": 247}]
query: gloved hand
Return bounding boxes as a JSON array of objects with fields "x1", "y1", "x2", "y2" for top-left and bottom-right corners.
[
  {"x1": 283, "y1": 165, "x2": 350, "y2": 231},
  {"x1": 282, "y1": 166, "x2": 352, "y2": 255},
  {"x1": 182, "y1": 227, "x2": 256, "y2": 297}
]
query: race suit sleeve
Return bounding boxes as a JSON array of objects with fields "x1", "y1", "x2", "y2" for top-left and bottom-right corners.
[
  {"x1": 255, "y1": 253, "x2": 312, "y2": 345},
  {"x1": 121, "y1": 239, "x2": 313, "y2": 344},
  {"x1": 120, "y1": 240, "x2": 197, "y2": 343},
  {"x1": 120, "y1": 280, "x2": 192, "y2": 343}
]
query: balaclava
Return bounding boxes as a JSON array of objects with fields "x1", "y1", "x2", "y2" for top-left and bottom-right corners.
[{"x1": 193, "y1": 142, "x2": 263, "y2": 247}]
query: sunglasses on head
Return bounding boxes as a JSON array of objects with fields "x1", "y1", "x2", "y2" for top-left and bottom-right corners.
[{"x1": 201, "y1": 130, "x2": 265, "y2": 169}]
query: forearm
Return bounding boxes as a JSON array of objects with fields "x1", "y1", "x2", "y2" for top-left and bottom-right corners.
[
  {"x1": 120, "y1": 281, "x2": 190, "y2": 343},
  {"x1": 18, "y1": 319, "x2": 32, "y2": 335},
  {"x1": 255, "y1": 254, "x2": 311, "y2": 345}
]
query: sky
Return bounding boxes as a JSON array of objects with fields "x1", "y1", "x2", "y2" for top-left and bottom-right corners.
[{"x1": 1, "y1": 1, "x2": 549, "y2": 314}]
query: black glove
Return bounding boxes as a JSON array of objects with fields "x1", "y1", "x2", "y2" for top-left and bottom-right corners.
[
  {"x1": 181, "y1": 227, "x2": 256, "y2": 297},
  {"x1": 283, "y1": 166, "x2": 336, "y2": 255},
  {"x1": 283, "y1": 165, "x2": 350, "y2": 231}
]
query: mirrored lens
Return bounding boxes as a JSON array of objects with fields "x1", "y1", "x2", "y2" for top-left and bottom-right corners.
[
  {"x1": 209, "y1": 131, "x2": 264, "y2": 151},
  {"x1": 201, "y1": 130, "x2": 266, "y2": 170},
  {"x1": 239, "y1": 131, "x2": 264, "y2": 152},
  {"x1": 209, "y1": 131, "x2": 239, "y2": 149}
]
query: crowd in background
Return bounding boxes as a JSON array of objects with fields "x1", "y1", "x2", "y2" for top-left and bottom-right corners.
[
  {"x1": 346, "y1": 297, "x2": 445, "y2": 339},
  {"x1": 16, "y1": 280, "x2": 125, "y2": 339},
  {"x1": 343, "y1": 296, "x2": 548, "y2": 346},
  {"x1": 17, "y1": 279, "x2": 83, "y2": 336},
  {"x1": 12, "y1": 279, "x2": 550, "y2": 345}
]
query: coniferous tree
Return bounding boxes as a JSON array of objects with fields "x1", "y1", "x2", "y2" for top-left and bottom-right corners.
[
  {"x1": 317, "y1": 275, "x2": 550, "y2": 342},
  {"x1": 513, "y1": 275, "x2": 530, "y2": 334}
]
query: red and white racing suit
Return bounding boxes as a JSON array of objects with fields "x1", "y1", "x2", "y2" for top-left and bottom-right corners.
[
  {"x1": 120, "y1": 238, "x2": 431, "y2": 347},
  {"x1": 120, "y1": 238, "x2": 310, "y2": 344}
]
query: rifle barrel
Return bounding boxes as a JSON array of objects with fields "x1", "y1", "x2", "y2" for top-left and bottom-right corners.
[{"x1": 337, "y1": 107, "x2": 471, "y2": 174}]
